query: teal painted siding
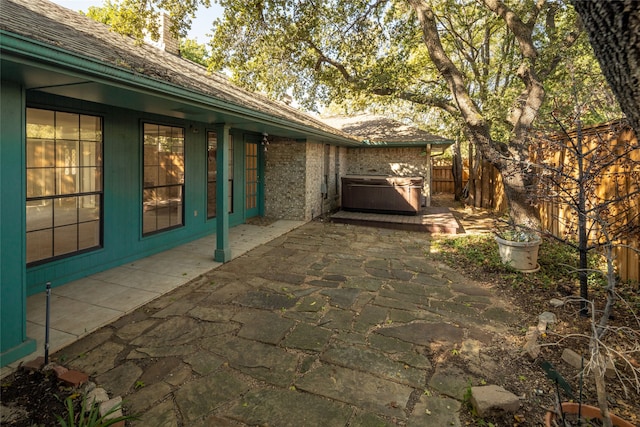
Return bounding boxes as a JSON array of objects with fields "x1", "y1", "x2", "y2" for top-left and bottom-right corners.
[
  {"x1": 0, "y1": 81, "x2": 36, "y2": 365},
  {"x1": 1, "y1": 89, "x2": 262, "y2": 365},
  {"x1": 23, "y1": 93, "x2": 220, "y2": 295}
]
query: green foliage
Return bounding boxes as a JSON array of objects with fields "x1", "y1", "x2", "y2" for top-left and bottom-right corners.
[
  {"x1": 462, "y1": 381, "x2": 473, "y2": 406},
  {"x1": 82, "y1": 0, "x2": 210, "y2": 41},
  {"x1": 180, "y1": 39, "x2": 210, "y2": 66},
  {"x1": 432, "y1": 234, "x2": 608, "y2": 290},
  {"x1": 81, "y1": 0, "x2": 621, "y2": 177},
  {"x1": 496, "y1": 229, "x2": 540, "y2": 242},
  {"x1": 433, "y1": 234, "x2": 504, "y2": 271},
  {"x1": 56, "y1": 395, "x2": 137, "y2": 427},
  {"x1": 207, "y1": 0, "x2": 620, "y2": 143}
]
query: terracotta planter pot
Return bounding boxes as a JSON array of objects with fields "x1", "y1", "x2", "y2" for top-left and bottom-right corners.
[
  {"x1": 544, "y1": 402, "x2": 635, "y2": 427},
  {"x1": 495, "y1": 235, "x2": 541, "y2": 272}
]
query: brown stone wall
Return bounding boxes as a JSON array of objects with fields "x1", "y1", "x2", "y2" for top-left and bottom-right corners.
[
  {"x1": 305, "y1": 142, "x2": 324, "y2": 220},
  {"x1": 346, "y1": 146, "x2": 431, "y2": 205},
  {"x1": 347, "y1": 146, "x2": 428, "y2": 176},
  {"x1": 265, "y1": 141, "x2": 431, "y2": 220},
  {"x1": 263, "y1": 138, "x2": 343, "y2": 220},
  {"x1": 264, "y1": 138, "x2": 307, "y2": 220},
  {"x1": 337, "y1": 147, "x2": 348, "y2": 205}
]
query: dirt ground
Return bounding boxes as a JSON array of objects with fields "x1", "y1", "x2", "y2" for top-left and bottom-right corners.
[{"x1": 431, "y1": 193, "x2": 640, "y2": 426}]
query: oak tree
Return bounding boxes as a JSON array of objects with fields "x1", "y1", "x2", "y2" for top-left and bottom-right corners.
[
  {"x1": 571, "y1": 0, "x2": 640, "y2": 136},
  {"x1": 208, "y1": 0, "x2": 617, "y2": 228}
]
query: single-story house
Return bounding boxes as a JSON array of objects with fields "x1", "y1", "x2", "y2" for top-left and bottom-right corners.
[
  {"x1": 0, "y1": 0, "x2": 454, "y2": 367},
  {"x1": 322, "y1": 114, "x2": 453, "y2": 207},
  {"x1": 0, "y1": 0, "x2": 366, "y2": 366}
]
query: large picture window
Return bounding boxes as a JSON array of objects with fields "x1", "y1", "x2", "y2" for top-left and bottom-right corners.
[
  {"x1": 26, "y1": 108, "x2": 103, "y2": 265},
  {"x1": 143, "y1": 123, "x2": 184, "y2": 235}
]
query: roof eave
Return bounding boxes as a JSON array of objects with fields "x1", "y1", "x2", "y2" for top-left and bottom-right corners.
[
  {"x1": 1, "y1": 31, "x2": 361, "y2": 147},
  {"x1": 362, "y1": 139, "x2": 454, "y2": 147}
]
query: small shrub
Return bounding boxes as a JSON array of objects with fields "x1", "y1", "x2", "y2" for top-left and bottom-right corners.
[
  {"x1": 432, "y1": 234, "x2": 608, "y2": 292},
  {"x1": 57, "y1": 395, "x2": 137, "y2": 427}
]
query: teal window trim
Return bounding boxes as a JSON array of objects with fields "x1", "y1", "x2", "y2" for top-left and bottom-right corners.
[
  {"x1": 141, "y1": 122, "x2": 186, "y2": 236},
  {"x1": 25, "y1": 108, "x2": 104, "y2": 267}
]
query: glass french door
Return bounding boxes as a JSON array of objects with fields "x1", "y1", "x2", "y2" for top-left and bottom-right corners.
[{"x1": 245, "y1": 140, "x2": 262, "y2": 218}]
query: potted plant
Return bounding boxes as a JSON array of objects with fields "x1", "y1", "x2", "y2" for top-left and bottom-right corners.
[
  {"x1": 494, "y1": 227, "x2": 541, "y2": 272},
  {"x1": 544, "y1": 402, "x2": 635, "y2": 427}
]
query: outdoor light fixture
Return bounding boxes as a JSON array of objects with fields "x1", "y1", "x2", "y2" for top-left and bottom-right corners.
[{"x1": 261, "y1": 132, "x2": 270, "y2": 152}]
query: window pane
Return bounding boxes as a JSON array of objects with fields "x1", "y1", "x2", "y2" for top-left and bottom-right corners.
[
  {"x1": 207, "y1": 183, "x2": 216, "y2": 218},
  {"x1": 144, "y1": 145, "x2": 159, "y2": 168},
  {"x1": 172, "y1": 126, "x2": 185, "y2": 141},
  {"x1": 80, "y1": 115, "x2": 102, "y2": 141},
  {"x1": 26, "y1": 229, "x2": 52, "y2": 263},
  {"x1": 54, "y1": 224, "x2": 78, "y2": 256},
  {"x1": 79, "y1": 166, "x2": 101, "y2": 193},
  {"x1": 78, "y1": 195, "x2": 100, "y2": 222},
  {"x1": 143, "y1": 188, "x2": 157, "y2": 233},
  {"x1": 228, "y1": 136, "x2": 234, "y2": 179},
  {"x1": 56, "y1": 140, "x2": 79, "y2": 169},
  {"x1": 26, "y1": 199, "x2": 52, "y2": 232},
  {"x1": 143, "y1": 188, "x2": 157, "y2": 210},
  {"x1": 26, "y1": 139, "x2": 55, "y2": 167},
  {"x1": 56, "y1": 112, "x2": 80, "y2": 140},
  {"x1": 78, "y1": 221, "x2": 100, "y2": 250},
  {"x1": 154, "y1": 187, "x2": 169, "y2": 229},
  {"x1": 26, "y1": 109, "x2": 54, "y2": 139},
  {"x1": 158, "y1": 149, "x2": 170, "y2": 167},
  {"x1": 164, "y1": 162, "x2": 184, "y2": 185},
  {"x1": 158, "y1": 125, "x2": 173, "y2": 138},
  {"x1": 143, "y1": 210, "x2": 157, "y2": 234},
  {"x1": 167, "y1": 186, "x2": 183, "y2": 227},
  {"x1": 26, "y1": 168, "x2": 55, "y2": 197},
  {"x1": 144, "y1": 166, "x2": 158, "y2": 188},
  {"x1": 54, "y1": 197, "x2": 77, "y2": 227},
  {"x1": 173, "y1": 157, "x2": 185, "y2": 183},
  {"x1": 56, "y1": 168, "x2": 78, "y2": 195},
  {"x1": 80, "y1": 140, "x2": 100, "y2": 167}
]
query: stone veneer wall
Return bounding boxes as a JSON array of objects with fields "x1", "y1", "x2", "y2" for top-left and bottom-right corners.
[
  {"x1": 304, "y1": 142, "x2": 324, "y2": 220},
  {"x1": 264, "y1": 138, "x2": 307, "y2": 220},
  {"x1": 334, "y1": 146, "x2": 349, "y2": 212},
  {"x1": 264, "y1": 138, "x2": 346, "y2": 220},
  {"x1": 264, "y1": 141, "x2": 428, "y2": 220},
  {"x1": 319, "y1": 144, "x2": 342, "y2": 215},
  {"x1": 347, "y1": 146, "x2": 428, "y2": 176},
  {"x1": 346, "y1": 146, "x2": 432, "y2": 205}
]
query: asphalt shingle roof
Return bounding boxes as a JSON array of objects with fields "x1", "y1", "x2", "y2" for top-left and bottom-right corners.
[
  {"x1": 321, "y1": 113, "x2": 452, "y2": 145},
  {"x1": 0, "y1": 0, "x2": 357, "y2": 142}
]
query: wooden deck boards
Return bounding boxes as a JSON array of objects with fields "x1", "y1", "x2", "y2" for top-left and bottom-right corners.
[{"x1": 331, "y1": 207, "x2": 461, "y2": 234}]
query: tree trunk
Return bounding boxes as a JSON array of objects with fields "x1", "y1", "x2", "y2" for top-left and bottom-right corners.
[
  {"x1": 572, "y1": 1, "x2": 640, "y2": 136},
  {"x1": 497, "y1": 158, "x2": 539, "y2": 229},
  {"x1": 452, "y1": 139, "x2": 463, "y2": 201},
  {"x1": 410, "y1": 0, "x2": 542, "y2": 228},
  {"x1": 466, "y1": 141, "x2": 476, "y2": 206}
]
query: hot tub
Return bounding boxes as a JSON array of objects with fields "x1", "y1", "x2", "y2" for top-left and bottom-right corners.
[{"x1": 341, "y1": 175, "x2": 423, "y2": 215}]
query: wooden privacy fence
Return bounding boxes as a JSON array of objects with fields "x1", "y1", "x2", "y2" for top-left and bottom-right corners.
[
  {"x1": 433, "y1": 121, "x2": 639, "y2": 284},
  {"x1": 432, "y1": 165, "x2": 467, "y2": 193},
  {"x1": 536, "y1": 121, "x2": 639, "y2": 284},
  {"x1": 432, "y1": 157, "x2": 504, "y2": 211}
]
